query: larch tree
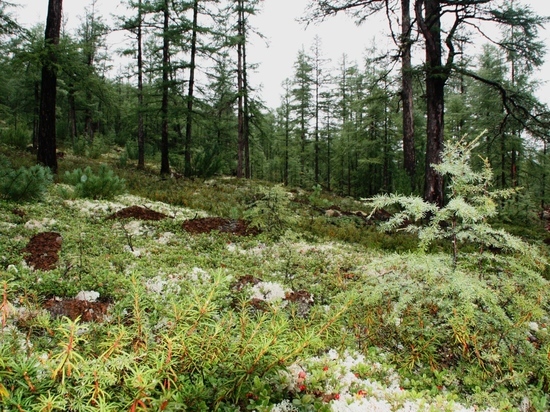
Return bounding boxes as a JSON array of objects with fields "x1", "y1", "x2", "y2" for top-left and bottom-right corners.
[
  {"x1": 400, "y1": 0, "x2": 415, "y2": 188},
  {"x1": 291, "y1": 48, "x2": 314, "y2": 186},
  {"x1": 160, "y1": 0, "x2": 170, "y2": 176},
  {"x1": 184, "y1": 0, "x2": 199, "y2": 178},
  {"x1": 37, "y1": 0, "x2": 63, "y2": 173},
  {"x1": 310, "y1": 35, "x2": 330, "y2": 184},
  {"x1": 78, "y1": 0, "x2": 109, "y2": 141},
  {"x1": 306, "y1": 0, "x2": 549, "y2": 207},
  {"x1": 120, "y1": 0, "x2": 151, "y2": 170}
]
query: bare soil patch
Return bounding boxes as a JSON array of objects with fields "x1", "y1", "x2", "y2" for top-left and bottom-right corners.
[
  {"x1": 22, "y1": 232, "x2": 62, "y2": 271},
  {"x1": 44, "y1": 298, "x2": 109, "y2": 322},
  {"x1": 106, "y1": 205, "x2": 169, "y2": 221},
  {"x1": 182, "y1": 217, "x2": 260, "y2": 236}
]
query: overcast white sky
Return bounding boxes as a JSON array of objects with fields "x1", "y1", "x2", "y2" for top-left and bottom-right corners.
[{"x1": 10, "y1": 0, "x2": 550, "y2": 108}]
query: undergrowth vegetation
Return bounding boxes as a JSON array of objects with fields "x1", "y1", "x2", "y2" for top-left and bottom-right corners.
[{"x1": 0, "y1": 141, "x2": 549, "y2": 411}]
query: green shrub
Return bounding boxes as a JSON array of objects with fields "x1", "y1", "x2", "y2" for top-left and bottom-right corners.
[
  {"x1": 125, "y1": 140, "x2": 139, "y2": 160},
  {"x1": 0, "y1": 160, "x2": 53, "y2": 202},
  {"x1": 63, "y1": 164, "x2": 126, "y2": 199},
  {"x1": 353, "y1": 133, "x2": 550, "y2": 406},
  {"x1": 0, "y1": 127, "x2": 30, "y2": 150},
  {"x1": 244, "y1": 184, "x2": 297, "y2": 239},
  {"x1": 71, "y1": 135, "x2": 109, "y2": 159},
  {"x1": 0, "y1": 270, "x2": 345, "y2": 411}
]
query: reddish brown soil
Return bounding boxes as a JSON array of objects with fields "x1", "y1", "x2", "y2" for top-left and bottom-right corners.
[
  {"x1": 106, "y1": 205, "x2": 169, "y2": 221},
  {"x1": 285, "y1": 290, "x2": 313, "y2": 304},
  {"x1": 44, "y1": 298, "x2": 109, "y2": 322},
  {"x1": 22, "y1": 232, "x2": 62, "y2": 271},
  {"x1": 182, "y1": 217, "x2": 260, "y2": 236}
]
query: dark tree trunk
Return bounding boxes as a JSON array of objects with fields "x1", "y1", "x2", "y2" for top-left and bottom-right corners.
[
  {"x1": 242, "y1": 21, "x2": 251, "y2": 179},
  {"x1": 184, "y1": 0, "x2": 199, "y2": 177},
  {"x1": 33, "y1": 81, "x2": 39, "y2": 150},
  {"x1": 314, "y1": 65, "x2": 320, "y2": 184},
  {"x1": 416, "y1": 0, "x2": 446, "y2": 207},
  {"x1": 236, "y1": 0, "x2": 245, "y2": 178},
  {"x1": 401, "y1": 0, "x2": 416, "y2": 187},
  {"x1": 160, "y1": 0, "x2": 170, "y2": 176},
  {"x1": 284, "y1": 105, "x2": 290, "y2": 186},
  {"x1": 37, "y1": 0, "x2": 63, "y2": 173},
  {"x1": 326, "y1": 112, "x2": 332, "y2": 191},
  {"x1": 137, "y1": 0, "x2": 145, "y2": 170},
  {"x1": 542, "y1": 140, "x2": 547, "y2": 209},
  {"x1": 68, "y1": 88, "x2": 77, "y2": 144}
]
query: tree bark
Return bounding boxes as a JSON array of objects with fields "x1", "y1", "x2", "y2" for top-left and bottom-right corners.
[
  {"x1": 401, "y1": 0, "x2": 416, "y2": 186},
  {"x1": 68, "y1": 88, "x2": 77, "y2": 144},
  {"x1": 242, "y1": 16, "x2": 251, "y2": 179},
  {"x1": 137, "y1": 0, "x2": 145, "y2": 170},
  {"x1": 37, "y1": 0, "x2": 63, "y2": 173},
  {"x1": 236, "y1": 0, "x2": 245, "y2": 178},
  {"x1": 184, "y1": 0, "x2": 199, "y2": 177},
  {"x1": 160, "y1": 0, "x2": 170, "y2": 176},
  {"x1": 416, "y1": 0, "x2": 446, "y2": 207}
]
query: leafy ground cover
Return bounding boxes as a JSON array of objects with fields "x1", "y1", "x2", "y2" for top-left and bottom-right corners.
[{"x1": 1, "y1": 144, "x2": 550, "y2": 411}]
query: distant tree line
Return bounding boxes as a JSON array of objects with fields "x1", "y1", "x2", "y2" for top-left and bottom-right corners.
[{"x1": 0, "y1": 0, "x2": 549, "y2": 211}]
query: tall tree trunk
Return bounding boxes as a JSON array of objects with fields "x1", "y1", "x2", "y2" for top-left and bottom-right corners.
[
  {"x1": 33, "y1": 81, "x2": 39, "y2": 150},
  {"x1": 160, "y1": 0, "x2": 170, "y2": 176},
  {"x1": 242, "y1": 20, "x2": 251, "y2": 179},
  {"x1": 137, "y1": 0, "x2": 145, "y2": 170},
  {"x1": 401, "y1": 0, "x2": 416, "y2": 188},
  {"x1": 236, "y1": 0, "x2": 245, "y2": 178},
  {"x1": 542, "y1": 140, "x2": 547, "y2": 209},
  {"x1": 314, "y1": 67, "x2": 320, "y2": 184},
  {"x1": 68, "y1": 88, "x2": 77, "y2": 144},
  {"x1": 184, "y1": 0, "x2": 199, "y2": 177},
  {"x1": 416, "y1": 0, "x2": 446, "y2": 207},
  {"x1": 326, "y1": 111, "x2": 332, "y2": 191},
  {"x1": 37, "y1": 0, "x2": 63, "y2": 173}
]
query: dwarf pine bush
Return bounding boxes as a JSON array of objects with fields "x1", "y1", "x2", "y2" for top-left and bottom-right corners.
[
  {"x1": 0, "y1": 159, "x2": 53, "y2": 202},
  {"x1": 63, "y1": 164, "x2": 126, "y2": 199}
]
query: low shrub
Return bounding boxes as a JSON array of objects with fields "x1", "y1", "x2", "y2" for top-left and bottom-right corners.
[
  {"x1": 0, "y1": 127, "x2": 30, "y2": 150},
  {"x1": 0, "y1": 159, "x2": 53, "y2": 202},
  {"x1": 62, "y1": 164, "x2": 126, "y2": 199}
]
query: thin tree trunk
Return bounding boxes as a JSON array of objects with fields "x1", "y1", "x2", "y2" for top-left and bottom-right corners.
[
  {"x1": 236, "y1": 0, "x2": 245, "y2": 178},
  {"x1": 314, "y1": 73, "x2": 320, "y2": 184},
  {"x1": 542, "y1": 140, "x2": 547, "y2": 209},
  {"x1": 237, "y1": 42, "x2": 244, "y2": 178},
  {"x1": 67, "y1": 86, "x2": 78, "y2": 143},
  {"x1": 284, "y1": 105, "x2": 289, "y2": 186},
  {"x1": 326, "y1": 111, "x2": 331, "y2": 191},
  {"x1": 160, "y1": 0, "x2": 170, "y2": 176},
  {"x1": 33, "y1": 81, "x2": 39, "y2": 150},
  {"x1": 184, "y1": 0, "x2": 199, "y2": 177},
  {"x1": 501, "y1": 134, "x2": 506, "y2": 188},
  {"x1": 37, "y1": 0, "x2": 63, "y2": 173},
  {"x1": 242, "y1": 16, "x2": 251, "y2": 179},
  {"x1": 137, "y1": 0, "x2": 145, "y2": 170},
  {"x1": 401, "y1": 0, "x2": 416, "y2": 188}
]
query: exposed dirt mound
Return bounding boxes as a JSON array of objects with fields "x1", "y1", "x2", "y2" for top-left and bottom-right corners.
[
  {"x1": 22, "y1": 232, "x2": 62, "y2": 271},
  {"x1": 182, "y1": 217, "x2": 260, "y2": 236},
  {"x1": 107, "y1": 205, "x2": 169, "y2": 221},
  {"x1": 44, "y1": 298, "x2": 109, "y2": 322}
]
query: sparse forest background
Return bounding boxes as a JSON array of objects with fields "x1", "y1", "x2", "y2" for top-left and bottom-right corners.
[{"x1": 1, "y1": 0, "x2": 550, "y2": 210}]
